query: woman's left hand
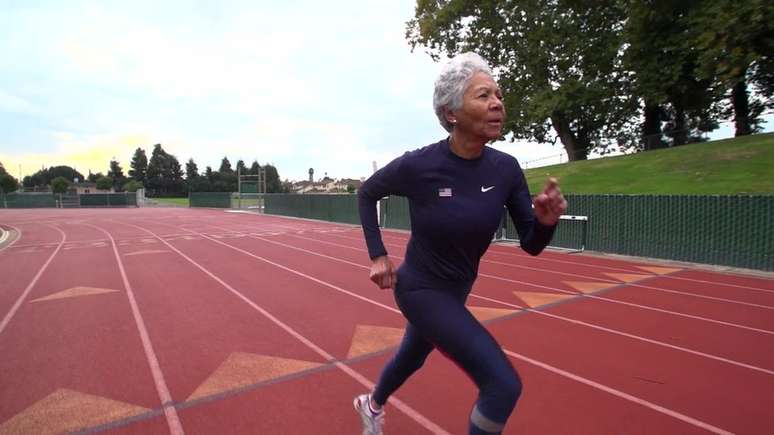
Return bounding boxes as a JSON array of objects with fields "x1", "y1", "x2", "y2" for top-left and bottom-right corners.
[{"x1": 533, "y1": 177, "x2": 567, "y2": 226}]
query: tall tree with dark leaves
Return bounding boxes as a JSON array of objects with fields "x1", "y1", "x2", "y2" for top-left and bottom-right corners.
[
  {"x1": 129, "y1": 147, "x2": 148, "y2": 183},
  {"x1": 690, "y1": 0, "x2": 774, "y2": 136},
  {"x1": 249, "y1": 160, "x2": 261, "y2": 175},
  {"x1": 406, "y1": 0, "x2": 636, "y2": 160},
  {"x1": 0, "y1": 162, "x2": 19, "y2": 193},
  {"x1": 219, "y1": 157, "x2": 233, "y2": 173},
  {"x1": 263, "y1": 164, "x2": 282, "y2": 193},
  {"x1": 236, "y1": 159, "x2": 246, "y2": 175},
  {"x1": 108, "y1": 159, "x2": 126, "y2": 191},
  {"x1": 146, "y1": 144, "x2": 164, "y2": 193},
  {"x1": 146, "y1": 144, "x2": 184, "y2": 196},
  {"x1": 23, "y1": 166, "x2": 84, "y2": 188},
  {"x1": 185, "y1": 158, "x2": 199, "y2": 179},
  {"x1": 624, "y1": 0, "x2": 720, "y2": 148}
]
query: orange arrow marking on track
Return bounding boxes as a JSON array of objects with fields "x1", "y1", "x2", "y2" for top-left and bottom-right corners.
[
  {"x1": 347, "y1": 325, "x2": 405, "y2": 359},
  {"x1": 468, "y1": 306, "x2": 516, "y2": 322},
  {"x1": 513, "y1": 291, "x2": 574, "y2": 308},
  {"x1": 188, "y1": 353, "x2": 324, "y2": 401},
  {"x1": 636, "y1": 266, "x2": 682, "y2": 275},
  {"x1": 0, "y1": 389, "x2": 149, "y2": 434},
  {"x1": 30, "y1": 286, "x2": 120, "y2": 303},
  {"x1": 604, "y1": 273, "x2": 649, "y2": 283},
  {"x1": 563, "y1": 281, "x2": 614, "y2": 294}
]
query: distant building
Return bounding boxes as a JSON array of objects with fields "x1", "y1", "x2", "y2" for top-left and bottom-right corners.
[
  {"x1": 70, "y1": 182, "x2": 114, "y2": 194},
  {"x1": 290, "y1": 177, "x2": 363, "y2": 194}
]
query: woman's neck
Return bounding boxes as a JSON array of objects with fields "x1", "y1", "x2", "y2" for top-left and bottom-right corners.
[{"x1": 449, "y1": 131, "x2": 486, "y2": 159}]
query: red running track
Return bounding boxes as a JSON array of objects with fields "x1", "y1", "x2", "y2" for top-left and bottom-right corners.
[{"x1": 1, "y1": 207, "x2": 773, "y2": 434}]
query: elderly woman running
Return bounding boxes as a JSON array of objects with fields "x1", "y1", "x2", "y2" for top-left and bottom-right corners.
[{"x1": 354, "y1": 52, "x2": 567, "y2": 435}]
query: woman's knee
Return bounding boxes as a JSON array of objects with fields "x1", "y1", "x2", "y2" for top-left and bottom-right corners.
[
  {"x1": 394, "y1": 351, "x2": 430, "y2": 373},
  {"x1": 488, "y1": 367, "x2": 522, "y2": 410}
]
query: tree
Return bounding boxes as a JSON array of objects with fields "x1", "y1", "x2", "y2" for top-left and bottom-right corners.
[
  {"x1": 96, "y1": 176, "x2": 113, "y2": 191},
  {"x1": 624, "y1": 0, "x2": 720, "y2": 149},
  {"x1": 407, "y1": 0, "x2": 636, "y2": 160},
  {"x1": 205, "y1": 166, "x2": 213, "y2": 180},
  {"x1": 123, "y1": 179, "x2": 143, "y2": 192},
  {"x1": 146, "y1": 145, "x2": 164, "y2": 192},
  {"x1": 50, "y1": 176, "x2": 69, "y2": 194},
  {"x1": 263, "y1": 164, "x2": 282, "y2": 193},
  {"x1": 88, "y1": 172, "x2": 104, "y2": 183},
  {"x1": 146, "y1": 144, "x2": 185, "y2": 196},
  {"x1": 690, "y1": 0, "x2": 774, "y2": 136},
  {"x1": 23, "y1": 166, "x2": 84, "y2": 188},
  {"x1": 249, "y1": 160, "x2": 261, "y2": 175},
  {"x1": 108, "y1": 159, "x2": 126, "y2": 191},
  {"x1": 219, "y1": 157, "x2": 233, "y2": 173},
  {"x1": 185, "y1": 158, "x2": 199, "y2": 179},
  {"x1": 0, "y1": 162, "x2": 19, "y2": 193},
  {"x1": 236, "y1": 159, "x2": 246, "y2": 174},
  {"x1": 0, "y1": 174, "x2": 19, "y2": 193},
  {"x1": 129, "y1": 148, "x2": 148, "y2": 183},
  {"x1": 186, "y1": 176, "x2": 212, "y2": 192}
]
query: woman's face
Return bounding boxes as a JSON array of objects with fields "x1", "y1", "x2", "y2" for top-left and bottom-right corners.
[{"x1": 451, "y1": 72, "x2": 505, "y2": 141}]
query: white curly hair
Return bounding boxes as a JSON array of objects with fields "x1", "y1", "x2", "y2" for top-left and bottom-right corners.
[{"x1": 433, "y1": 52, "x2": 494, "y2": 132}]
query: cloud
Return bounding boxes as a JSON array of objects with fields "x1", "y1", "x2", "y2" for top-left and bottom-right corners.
[
  {"x1": 0, "y1": 132, "x2": 156, "y2": 178},
  {"x1": 0, "y1": 90, "x2": 38, "y2": 115}
]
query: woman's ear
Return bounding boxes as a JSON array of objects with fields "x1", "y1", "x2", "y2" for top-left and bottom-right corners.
[{"x1": 444, "y1": 108, "x2": 457, "y2": 126}]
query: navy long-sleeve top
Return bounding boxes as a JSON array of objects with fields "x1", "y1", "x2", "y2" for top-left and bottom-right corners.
[{"x1": 358, "y1": 138, "x2": 556, "y2": 289}]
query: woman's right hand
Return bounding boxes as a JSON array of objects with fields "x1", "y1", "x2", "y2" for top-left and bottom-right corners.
[{"x1": 369, "y1": 255, "x2": 397, "y2": 289}]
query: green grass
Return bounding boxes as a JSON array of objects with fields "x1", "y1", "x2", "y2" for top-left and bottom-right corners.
[
  {"x1": 524, "y1": 132, "x2": 774, "y2": 195},
  {"x1": 154, "y1": 197, "x2": 189, "y2": 206}
]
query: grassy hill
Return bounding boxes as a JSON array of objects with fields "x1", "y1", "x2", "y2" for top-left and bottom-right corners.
[{"x1": 524, "y1": 132, "x2": 774, "y2": 195}]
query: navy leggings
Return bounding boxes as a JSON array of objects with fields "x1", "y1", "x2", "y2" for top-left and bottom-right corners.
[{"x1": 371, "y1": 281, "x2": 521, "y2": 435}]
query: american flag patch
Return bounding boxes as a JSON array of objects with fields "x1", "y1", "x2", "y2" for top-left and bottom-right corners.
[{"x1": 438, "y1": 187, "x2": 452, "y2": 197}]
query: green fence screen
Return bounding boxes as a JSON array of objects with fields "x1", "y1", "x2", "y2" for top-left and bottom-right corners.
[
  {"x1": 79, "y1": 193, "x2": 137, "y2": 207},
  {"x1": 1, "y1": 192, "x2": 57, "y2": 208},
  {"x1": 264, "y1": 194, "x2": 360, "y2": 224},
  {"x1": 378, "y1": 194, "x2": 772, "y2": 271},
  {"x1": 189, "y1": 192, "x2": 232, "y2": 208},
  {"x1": 560, "y1": 194, "x2": 773, "y2": 271},
  {"x1": 182, "y1": 192, "x2": 773, "y2": 271}
]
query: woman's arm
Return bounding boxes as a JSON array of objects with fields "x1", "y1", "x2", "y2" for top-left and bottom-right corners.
[
  {"x1": 505, "y1": 170, "x2": 566, "y2": 256},
  {"x1": 357, "y1": 154, "x2": 410, "y2": 288}
]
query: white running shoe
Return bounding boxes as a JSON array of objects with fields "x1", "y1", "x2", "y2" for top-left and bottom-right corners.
[{"x1": 353, "y1": 393, "x2": 385, "y2": 435}]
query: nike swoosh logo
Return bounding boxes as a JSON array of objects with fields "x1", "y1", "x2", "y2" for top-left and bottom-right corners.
[{"x1": 481, "y1": 186, "x2": 495, "y2": 193}]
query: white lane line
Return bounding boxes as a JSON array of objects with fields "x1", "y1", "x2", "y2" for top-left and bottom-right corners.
[
  {"x1": 628, "y1": 283, "x2": 774, "y2": 310},
  {"x1": 178, "y1": 224, "x2": 736, "y2": 435},
  {"x1": 287, "y1": 232, "x2": 774, "y2": 336},
  {"x1": 345, "y1": 230, "x2": 774, "y2": 294},
  {"x1": 87, "y1": 224, "x2": 184, "y2": 435},
  {"x1": 336, "y1": 232, "x2": 774, "y2": 303},
  {"x1": 251, "y1": 233, "x2": 774, "y2": 377},
  {"x1": 0, "y1": 224, "x2": 65, "y2": 335},
  {"x1": 128, "y1": 222, "x2": 448, "y2": 435},
  {"x1": 503, "y1": 349, "x2": 734, "y2": 435},
  {"x1": 0, "y1": 223, "x2": 24, "y2": 253}
]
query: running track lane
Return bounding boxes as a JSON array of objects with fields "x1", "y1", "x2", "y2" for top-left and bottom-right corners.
[
  {"x1": 318, "y1": 229, "x2": 774, "y2": 331},
  {"x1": 0, "y1": 222, "x2": 166, "y2": 434},
  {"x1": 156, "y1": 216, "x2": 744, "y2": 434},
  {"x1": 206, "y1": 215, "x2": 771, "y2": 435},
  {"x1": 0, "y1": 223, "x2": 63, "y2": 327},
  {"x1": 102, "y1": 218, "x2": 449, "y2": 434},
  {"x1": 252, "y1": 230, "x2": 774, "y2": 372}
]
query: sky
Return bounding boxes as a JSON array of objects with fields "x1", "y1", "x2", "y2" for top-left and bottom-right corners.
[{"x1": 0, "y1": 1, "x2": 770, "y2": 183}]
